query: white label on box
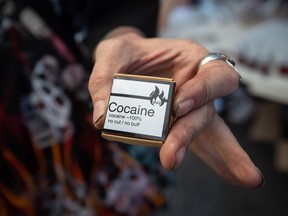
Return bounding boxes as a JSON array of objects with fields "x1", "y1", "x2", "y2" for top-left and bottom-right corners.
[{"x1": 103, "y1": 78, "x2": 172, "y2": 138}]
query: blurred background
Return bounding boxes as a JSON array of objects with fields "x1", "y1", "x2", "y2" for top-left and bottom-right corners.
[
  {"x1": 153, "y1": 0, "x2": 288, "y2": 215},
  {"x1": 1, "y1": 0, "x2": 288, "y2": 215}
]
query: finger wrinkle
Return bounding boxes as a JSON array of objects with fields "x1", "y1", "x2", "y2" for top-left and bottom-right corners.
[
  {"x1": 88, "y1": 74, "x2": 111, "y2": 94},
  {"x1": 198, "y1": 76, "x2": 213, "y2": 104}
]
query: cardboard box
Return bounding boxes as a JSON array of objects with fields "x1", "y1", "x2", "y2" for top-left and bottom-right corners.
[{"x1": 102, "y1": 74, "x2": 176, "y2": 146}]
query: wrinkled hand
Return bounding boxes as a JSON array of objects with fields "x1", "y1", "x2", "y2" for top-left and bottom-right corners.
[{"x1": 88, "y1": 33, "x2": 264, "y2": 188}]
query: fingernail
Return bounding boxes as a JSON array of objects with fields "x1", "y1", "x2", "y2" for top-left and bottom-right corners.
[
  {"x1": 93, "y1": 100, "x2": 106, "y2": 128},
  {"x1": 173, "y1": 146, "x2": 186, "y2": 170},
  {"x1": 176, "y1": 99, "x2": 194, "y2": 117},
  {"x1": 256, "y1": 168, "x2": 265, "y2": 188}
]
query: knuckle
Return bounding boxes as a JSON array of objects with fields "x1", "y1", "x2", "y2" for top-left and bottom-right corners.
[
  {"x1": 178, "y1": 122, "x2": 198, "y2": 146},
  {"x1": 199, "y1": 77, "x2": 212, "y2": 104},
  {"x1": 95, "y1": 37, "x2": 128, "y2": 60},
  {"x1": 179, "y1": 40, "x2": 196, "y2": 48},
  {"x1": 169, "y1": 124, "x2": 194, "y2": 150},
  {"x1": 88, "y1": 74, "x2": 106, "y2": 91},
  {"x1": 88, "y1": 73, "x2": 107, "y2": 99},
  {"x1": 206, "y1": 102, "x2": 216, "y2": 118},
  {"x1": 88, "y1": 71, "x2": 98, "y2": 93},
  {"x1": 185, "y1": 127, "x2": 197, "y2": 144}
]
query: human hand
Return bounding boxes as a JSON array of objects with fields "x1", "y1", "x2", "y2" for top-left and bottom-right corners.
[{"x1": 88, "y1": 32, "x2": 264, "y2": 188}]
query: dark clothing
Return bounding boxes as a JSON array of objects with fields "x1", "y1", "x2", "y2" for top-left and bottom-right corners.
[
  {"x1": 13, "y1": 0, "x2": 159, "y2": 63},
  {"x1": 0, "y1": 1, "x2": 172, "y2": 215}
]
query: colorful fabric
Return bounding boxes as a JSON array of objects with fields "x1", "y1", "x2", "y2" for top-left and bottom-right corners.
[{"x1": 0, "y1": 1, "x2": 173, "y2": 215}]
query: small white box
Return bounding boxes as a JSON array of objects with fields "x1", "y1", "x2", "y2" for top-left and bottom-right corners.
[{"x1": 102, "y1": 74, "x2": 176, "y2": 146}]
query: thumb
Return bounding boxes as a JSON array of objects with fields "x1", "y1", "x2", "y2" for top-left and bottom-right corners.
[{"x1": 88, "y1": 63, "x2": 114, "y2": 129}]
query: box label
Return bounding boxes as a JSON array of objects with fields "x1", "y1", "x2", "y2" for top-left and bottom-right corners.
[{"x1": 103, "y1": 78, "x2": 173, "y2": 139}]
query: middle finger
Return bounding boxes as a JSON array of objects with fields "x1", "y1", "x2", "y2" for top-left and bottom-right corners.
[{"x1": 160, "y1": 101, "x2": 216, "y2": 170}]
